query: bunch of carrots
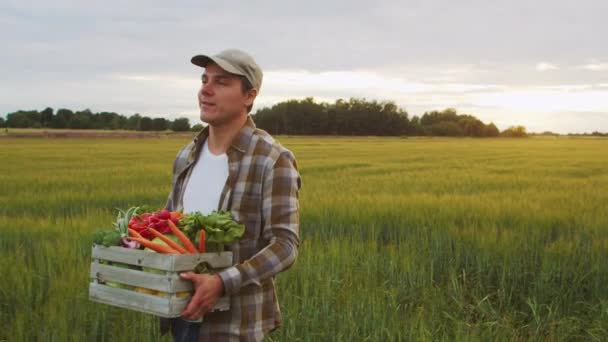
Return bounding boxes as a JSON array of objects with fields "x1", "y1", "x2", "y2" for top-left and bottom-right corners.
[{"x1": 129, "y1": 220, "x2": 207, "y2": 254}]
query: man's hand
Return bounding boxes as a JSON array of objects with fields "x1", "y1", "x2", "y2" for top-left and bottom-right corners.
[{"x1": 180, "y1": 272, "x2": 225, "y2": 321}]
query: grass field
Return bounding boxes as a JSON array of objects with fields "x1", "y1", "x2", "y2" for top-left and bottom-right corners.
[{"x1": 1, "y1": 136, "x2": 608, "y2": 341}]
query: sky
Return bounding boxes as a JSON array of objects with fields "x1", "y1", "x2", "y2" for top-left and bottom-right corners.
[{"x1": 1, "y1": 0, "x2": 607, "y2": 133}]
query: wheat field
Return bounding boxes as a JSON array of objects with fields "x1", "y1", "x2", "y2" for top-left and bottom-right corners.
[{"x1": 1, "y1": 136, "x2": 607, "y2": 341}]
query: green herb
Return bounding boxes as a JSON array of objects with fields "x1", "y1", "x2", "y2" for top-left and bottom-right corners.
[
  {"x1": 92, "y1": 206, "x2": 140, "y2": 247},
  {"x1": 113, "y1": 206, "x2": 139, "y2": 237},
  {"x1": 92, "y1": 229, "x2": 122, "y2": 247},
  {"x1": 180, "y1": 210, "x2": 245, "y2": 252}
]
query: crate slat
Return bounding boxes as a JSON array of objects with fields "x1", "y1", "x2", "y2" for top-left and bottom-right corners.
[
  {"x1": 90, "y1": 263, "x2": 192, "y2": 292},
  {"x1": 170, "y1": 252, "x2": 233, "y2": 270},
  {"x1": 89, "y1": 283, "x2": 230, "y2": 318},
  {"x1": 89, "y1": 282, "x2": 188, "y2": 317},
  {"x1": 92, "y1": 245, "x2": 232, "y2": 271}
]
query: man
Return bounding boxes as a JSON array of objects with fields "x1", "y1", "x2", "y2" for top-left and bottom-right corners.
[{"x1": 162, "y1": 49, "x2": 301, "y2": 341}]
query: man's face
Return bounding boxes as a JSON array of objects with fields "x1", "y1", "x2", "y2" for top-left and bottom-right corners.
[{"x1": 198, "y1": 63, "x2": 256, "y2": 126}]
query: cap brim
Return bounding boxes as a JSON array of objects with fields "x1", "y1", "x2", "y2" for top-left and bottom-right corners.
[
  {"x1": 191, "y1": 55, "x2": 245, "y2": 77},
  {"x1": 191, "y1": 55, "x2": 213, "y2": 67}
]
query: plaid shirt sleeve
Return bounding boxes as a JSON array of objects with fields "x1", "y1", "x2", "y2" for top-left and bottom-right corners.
[
  {"x1": 165, "y1": 142, "x2": 193, "y2": 211},
  {"x1": 217, "y1": 151, "x2": 301, "y2": 295}
]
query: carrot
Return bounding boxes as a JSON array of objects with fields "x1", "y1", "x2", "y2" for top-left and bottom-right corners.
[
  {"x1": 167, "y1": 220, "x2": 198, "y2": 253},
  {"x1": 148, "y1": 228, "x2": 188, "y2": 254},
  {"x1": 128, "y1": 228, "x2": 144, "y2": 239},
  {"x1": 130, "y1": 237, "x2": 179, "y2": 254},
  {"x1": 198, "y1": 230, "x2": 206, "y2": 253}
]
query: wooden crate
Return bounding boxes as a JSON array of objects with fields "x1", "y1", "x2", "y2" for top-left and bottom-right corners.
[{"x1": 89, "y1": 245, "x2": 232, "y2": 318}]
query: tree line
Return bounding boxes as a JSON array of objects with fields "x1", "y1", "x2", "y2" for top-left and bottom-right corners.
[
  {"x1": 2, "y1": 98, "x2": 528, "y2": 137},
  {"x1": 253, "y1": 97, "x2": 506, "y2": 137},
  {"x1": 0, "y1": 108, "x2": 199, "y2": 132}
]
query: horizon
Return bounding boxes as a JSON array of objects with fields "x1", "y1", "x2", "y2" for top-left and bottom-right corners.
[{"x1": 3, "y1": 101, "x2": 607, "y2": 135}]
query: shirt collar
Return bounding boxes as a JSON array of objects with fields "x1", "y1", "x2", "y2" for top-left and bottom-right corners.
[
  {"x1": 229, "y1": 115, "x2": 256, "y2": 153},
  {"x1": 192, "y1": 115, "x2": 256, "y2": 154}
]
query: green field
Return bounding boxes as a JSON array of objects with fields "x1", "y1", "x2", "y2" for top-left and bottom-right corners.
[{"x1": 1, "y1": 136, "x2": 608, "y2": 341}]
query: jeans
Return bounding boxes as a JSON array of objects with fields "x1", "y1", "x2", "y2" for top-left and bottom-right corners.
[{"x1": 171, "y1": 318, "x2": 201, "y2": 342}]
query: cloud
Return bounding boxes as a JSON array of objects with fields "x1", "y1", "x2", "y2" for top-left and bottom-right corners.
[
  {"x1": 577, "y1": 62, "x2": 608, "y2": 71},
  {"x1": 110, "y1": 73, "x2": 195, "y2": 87},
  {"x1": 536, "y1": 62, "x2": 559, "y2": 71},
  {"x1": 264, "y1": 70, "x2": 506, "y2": 94},
  {"x1": 537, "y1": 84, "x2": 594, "y2": 91}
]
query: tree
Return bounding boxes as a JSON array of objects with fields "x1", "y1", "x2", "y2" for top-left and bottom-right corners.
[
  {"x1": 6, "y1": 110, "x2": 40, "y2": 128},
  {"x1": 0, "y1": 117, "x2": 5, "y2": 128},
  {"x1": 69, "y1": 109, "x2": 94, "y2": 129},
  {"x1": 457, "y1": 115, "x2": 485, "y2": 137},
  {"x1": 191, "y1": 123, "x2": 204, "y2": 132},
  {"x1": 253, "y1": 97, "x2": 411, "y2": 136},
  {"x1": 501, "y1": 125, "x2": 527, "y2": 137},
  {"x1": 427, "y1": 121, "x2": 464, "y2": 136},
  {"x1": 380, "y1": 101, "x2": 410, "y2": 136},
  {"x1": 2, "y1": 104, "x2": 518, "y2": 137},
  {"x1": 151, "y1": 118, "x2": 169, "y2": 131},
  {"x1": 126, "y1": 114, "x2": 141, "y2": 130},
  {"x1": 96, "y1": 111, "x2": 124, "y2": 130},
  {"x1": 138, "y1": 116, "x2": 153, "y2": 131},
  {"x1": 51, "y1": 108, "x2": 74, "y2": 128},
  {"x1": 408, "y1": 116, "x2": 424, "y2": 135},
  {"x1": 483, "y1": 123, "x2": 500, "y2": 137},
  {"x1": 420, "y1": 108, "x2": 459, "y2": 126},
  {"x1": 171, "y1": 118, "x2": 191, "y2": 131},
  {"x1": 40, "y1": 107, "x2": 54, "y2": 127}
]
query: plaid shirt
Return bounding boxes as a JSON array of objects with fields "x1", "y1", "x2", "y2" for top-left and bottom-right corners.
[{"x1": 163, "y1": 116, "x2": 301, "y2": 341}]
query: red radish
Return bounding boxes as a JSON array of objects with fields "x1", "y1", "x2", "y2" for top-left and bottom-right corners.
[{"x1": 158, "y1": 209, "x2": 171, "y2": 220}]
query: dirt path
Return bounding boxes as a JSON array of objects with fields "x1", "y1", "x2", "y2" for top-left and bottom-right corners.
[{"x1": 0, "y1": 131, "x2": 195, "y2": 138}]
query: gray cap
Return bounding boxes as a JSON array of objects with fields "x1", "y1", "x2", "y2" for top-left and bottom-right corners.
[{"x1": 191, "y1": 49, "x2": 263, "y2": 92}]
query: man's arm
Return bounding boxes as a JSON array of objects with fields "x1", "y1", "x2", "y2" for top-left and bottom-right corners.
[{"x1": 218, "y1": 151, "x2": 301, "y2": 294}]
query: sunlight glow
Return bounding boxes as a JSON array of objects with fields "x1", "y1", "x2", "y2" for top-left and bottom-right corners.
[{"x1": 112, "y1": 70, "x2": 608, "y2": 124}]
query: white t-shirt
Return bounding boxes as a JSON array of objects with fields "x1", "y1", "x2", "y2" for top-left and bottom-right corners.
[{"x1": 182, "y1": 140, "x2": 229, "y2": 215}]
